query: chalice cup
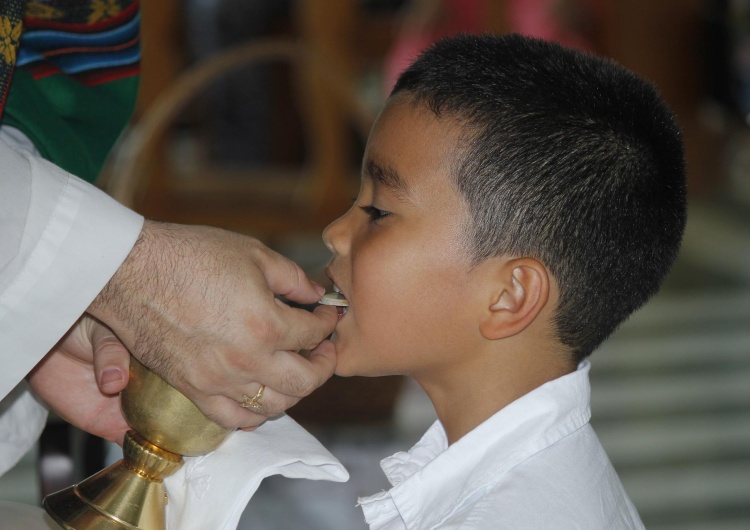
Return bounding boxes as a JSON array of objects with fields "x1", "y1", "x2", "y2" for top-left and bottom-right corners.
[{"x1": 43, "y1": 357, "x2": 233, "y2": 530}]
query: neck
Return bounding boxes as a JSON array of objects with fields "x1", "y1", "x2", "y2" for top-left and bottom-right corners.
[{"x1": 416, "y1": 346, "x2": 575, "y2": 445}]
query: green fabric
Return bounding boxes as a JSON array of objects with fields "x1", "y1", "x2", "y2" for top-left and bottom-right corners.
[
  {"x1": 4, "y1": 68, "x2": 139, "y2": 183},
  {"x1": 0, "y1": 0, "x2": 25, "y2": 115}
]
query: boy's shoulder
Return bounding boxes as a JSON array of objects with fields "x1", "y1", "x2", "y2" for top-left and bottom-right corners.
[
  {"x1": 441, "y1": 421, "x2": 644, "y2": 529},
  {"x1": 446, "y1": 363, "x2": 643, "y2": 528},
  {"x1": 368, "y1": 364, "x2": 645, "y2": 529}
]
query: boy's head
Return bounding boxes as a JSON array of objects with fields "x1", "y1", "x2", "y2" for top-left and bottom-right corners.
[
  {"x1": 392, "y1": 33, "x2": 686, "y2": 362},
  {"x1": 324, "y1": 33, "x2": 686, "y2": 376}
]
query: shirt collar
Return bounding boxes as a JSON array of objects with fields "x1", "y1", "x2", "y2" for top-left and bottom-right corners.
[{"x1": 361, "y1": 360, "x2": 592, "y2": 529}]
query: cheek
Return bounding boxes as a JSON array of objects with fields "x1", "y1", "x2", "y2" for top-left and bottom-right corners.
[
  {"x1": 348, "y1": 235, "x2": 422, "y2": 338},
  {"x1": 350, "y1": 233, "x2": 466, "y2": 347}
]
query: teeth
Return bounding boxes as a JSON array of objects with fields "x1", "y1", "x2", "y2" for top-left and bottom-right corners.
[{"x1": 333, "y1": 285, "x2": 342, "y2": 294}]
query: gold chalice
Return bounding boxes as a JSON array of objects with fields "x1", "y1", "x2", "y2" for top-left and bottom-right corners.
[{"x1": 43, "y1": 357, "x2": 233, "y2": 530}]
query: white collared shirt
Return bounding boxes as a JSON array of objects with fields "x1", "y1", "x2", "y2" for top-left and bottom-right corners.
[
  {"x1": 0, "y1": 127, "x2": 143, "y2": 476},
  {"x1": 358, "y1": 361, "x2": 645, "y2": 529}
]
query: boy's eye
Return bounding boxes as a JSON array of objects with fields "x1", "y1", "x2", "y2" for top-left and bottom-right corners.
[{"x1": 360, "y1": 205, "x2": 390, "y2": 223}]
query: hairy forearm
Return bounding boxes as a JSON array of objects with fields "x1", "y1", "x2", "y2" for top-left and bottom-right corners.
[
  {"x1": 87, "y1": 220, "x2": 190, "y2": 379},
  {"x1": 88, "y1": 220, "x2": 151, "y2": 326}
]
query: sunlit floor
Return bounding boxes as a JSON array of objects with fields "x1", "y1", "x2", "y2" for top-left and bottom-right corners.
[{"x1": 2, "y1": 195, "x2": 749, "y2": 529}]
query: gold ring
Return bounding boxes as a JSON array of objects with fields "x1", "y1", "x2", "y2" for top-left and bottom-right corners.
[{"x1": 238, "y1": 384, "x2": 265, "y2": 411}]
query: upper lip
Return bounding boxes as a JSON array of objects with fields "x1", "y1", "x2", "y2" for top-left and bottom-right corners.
[{"x1": 324, "y1": 267, "x2": 346, "y2": 299}]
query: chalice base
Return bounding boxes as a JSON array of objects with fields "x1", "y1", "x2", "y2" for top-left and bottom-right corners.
[
  {"x1": 44, "y1": 460, "x2": 170, "y2": 530},
  {"x1": 43, "y1": 358, "x2": 231, "y2": 530}
]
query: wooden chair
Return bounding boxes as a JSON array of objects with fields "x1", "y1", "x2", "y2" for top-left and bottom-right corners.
[{"x1": 103, "y1": 37, "x2": 374, "y2": 242}]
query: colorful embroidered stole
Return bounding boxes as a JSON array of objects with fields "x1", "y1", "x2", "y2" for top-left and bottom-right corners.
[{"x1": 0, "y1": 0, "x2": 140, "y2": 182}]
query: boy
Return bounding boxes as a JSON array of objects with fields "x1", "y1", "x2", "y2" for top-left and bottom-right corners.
[{"x1": 322, "y1": 33, "x2": 685, "y2": 528}]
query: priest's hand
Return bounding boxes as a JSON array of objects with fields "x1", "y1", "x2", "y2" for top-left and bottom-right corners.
[
  {"x1": 87, "y1": 221, "x2": 338, "y2": 430},
  {"x1": 27, "y1": 316, "x2": 131, "y2": 445}
]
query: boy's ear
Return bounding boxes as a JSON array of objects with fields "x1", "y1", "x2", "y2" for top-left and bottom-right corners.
[{"x1": 479, "y1": 258, "x2": 550, "y2": 340}]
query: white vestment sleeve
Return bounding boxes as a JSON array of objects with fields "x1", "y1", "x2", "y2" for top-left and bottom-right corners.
[
  {"x1": 0, "y1": 383, "x2": 48, "y2": 477},
  {"x1": 0, "y1": 133, "x2": 144, "y2": 401}
]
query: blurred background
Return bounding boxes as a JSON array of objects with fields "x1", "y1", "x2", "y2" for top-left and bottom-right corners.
[{"x1": 3, "y1": 0, "x2": 750, "y2": 528}]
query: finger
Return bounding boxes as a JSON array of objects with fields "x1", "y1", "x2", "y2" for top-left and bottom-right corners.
[
  {"x1": 253, "y1": 246, "x2": 326, "y2": 304},
  {"x1": 234, "y1": 384, "x2": 298, "y2": 418},
  {"x1": 272, "y1": 303, "x2": 338, "y2": 352},
  {"x1": 193, "y1": 391, "x2": 297, "y2": 430},
  {"x1": 307, "y1": 339, "x2": 337, "y2": 380},
  {"x1": 194, "y1": 394, "x2": 264, "y2": 430},
  {"x1": 267, "y1": 340, "x2": 336, "y2": 398},
  {"x1": 91, "y1": 324, "x2": 131, "y2": 395}
]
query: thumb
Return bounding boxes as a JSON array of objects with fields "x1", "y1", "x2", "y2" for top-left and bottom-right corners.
[
  {"x1": 91, "y1": 323, "x2": 131, "y2": 395},
  {"x1": 253, "y1": 244, "x2": 326, "y2": 304}
]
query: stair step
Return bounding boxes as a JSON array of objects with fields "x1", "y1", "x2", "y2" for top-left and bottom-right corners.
[
  {"x1": 619, "y1": 461, "x2": 750, "y2": 519},
  {"x1": 619, "y1": 292, "x2": 750, "y2": 332},
  {"x1": 591, "y1": 368, "x2": 750, "y2": 418},
  {"x1": 595, "y1": 413, "x2": 750, "y2": 466},
  {"x1": 592, "y1": 329, "x2": 750, "y2": 373}
]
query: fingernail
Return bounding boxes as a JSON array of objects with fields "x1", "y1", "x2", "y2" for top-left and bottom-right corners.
[
  {"x1": 311, "y1": 281, "x2": 326, "y2": 296},
  {"x1": 100, "y1": 368, "x2": 124, "y2": 388}
]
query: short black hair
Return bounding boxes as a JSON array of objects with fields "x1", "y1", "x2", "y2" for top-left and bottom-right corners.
[{"x1": 392, "y1": 33, "x2": 687, "y2": 363}]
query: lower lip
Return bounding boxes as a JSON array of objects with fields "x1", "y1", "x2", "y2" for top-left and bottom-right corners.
[{"x1": 337, "y1": 306, "x2": 348, "y2": 319}]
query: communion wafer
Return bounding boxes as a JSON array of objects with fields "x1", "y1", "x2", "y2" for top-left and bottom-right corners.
[{"x1": 319, "y1": 292, "x2": 349, "y2": 306}]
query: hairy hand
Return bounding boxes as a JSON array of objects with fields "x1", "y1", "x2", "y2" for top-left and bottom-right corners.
[
  {"x1": 88, "y1": 221, "x2": 338, "y2": 429},
  {"x1": 27, "y1": 316, "x2": 131, "y2": 445}
]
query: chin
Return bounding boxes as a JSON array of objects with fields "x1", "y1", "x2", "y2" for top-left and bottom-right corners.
[
  {"x1": 333, "y1": 355, "x2": 373, "y2": 378},
  {"x1": 335, "y1": 361, "x2": 394, "y2": 379},
  {"x1": 332, "y1": 343, "x2": 389, "y2": 378},
  {"x1": 333, "y1": 362, "x2": 358, "y2": 378}
]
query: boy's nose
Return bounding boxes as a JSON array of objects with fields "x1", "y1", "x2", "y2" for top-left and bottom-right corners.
[{"x1": 322, "y1": 214, "x2": 350, "y2": 256}]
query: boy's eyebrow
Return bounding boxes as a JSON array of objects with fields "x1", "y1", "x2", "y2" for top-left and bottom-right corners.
[{"x1": 364, "y1": 158, "x2": 411, "y2": 199}]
